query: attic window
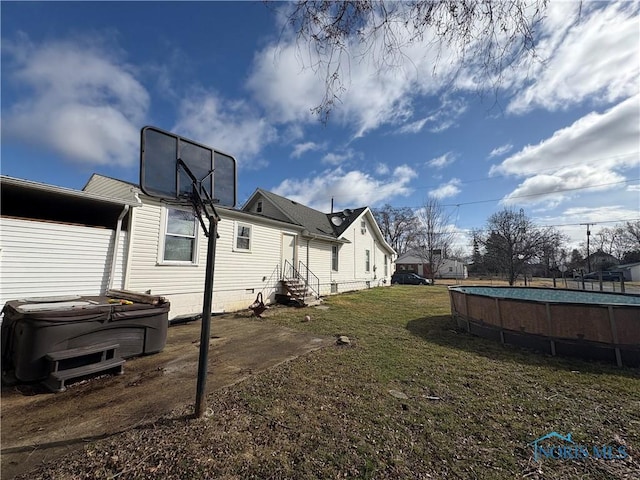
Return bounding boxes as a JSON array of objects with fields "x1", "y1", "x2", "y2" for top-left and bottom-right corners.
[{"x1": 257, "y1": 201, "x2": 263, "y2": 213}]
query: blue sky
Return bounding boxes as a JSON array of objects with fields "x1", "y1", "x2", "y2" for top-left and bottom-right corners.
[{"x1": 2, "y1": 1, "x2": 639, "y2": 252}]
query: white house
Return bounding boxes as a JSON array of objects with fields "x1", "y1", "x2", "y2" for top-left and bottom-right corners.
[
  {"x1": 1, "y1": 174, "x2": 396, "y2": 319},
  {"x1": 395, "y1": 250, "x2": 468, "y2": 279}
]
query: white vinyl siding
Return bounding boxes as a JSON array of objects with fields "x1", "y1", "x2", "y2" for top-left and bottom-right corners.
[
  {"x1": 213, "y1": 213, "x2": 294, "y2": 312},
  {"x1": 0, "y1": 217, "x2": 127, "y2": 306},
  {"x1": 124, "y1": 200, "x2": 207, "y2": 297}
]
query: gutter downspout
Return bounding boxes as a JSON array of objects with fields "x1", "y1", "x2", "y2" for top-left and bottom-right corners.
[{"x1": 108, "y1": 205, "x2": 130, "y2": 291}]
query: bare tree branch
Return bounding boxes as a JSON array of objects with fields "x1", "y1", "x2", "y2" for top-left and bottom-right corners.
[{"x1": 282, "y1": 0, "x2": 549, "y2": 122}]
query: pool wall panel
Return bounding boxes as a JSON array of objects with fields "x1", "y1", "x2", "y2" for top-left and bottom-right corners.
[
  {"x1": 548, "y1": 304, "x2": 612, "y2": 344},
  {"x1": 501, "y1": 300, "x2": 548, "y2": 336},
  {"x1": 615, "y1": 309, "x2": 640, "y2": 345}
]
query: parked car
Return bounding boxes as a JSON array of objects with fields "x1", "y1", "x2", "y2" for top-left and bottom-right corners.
[
  {"x1": 391, "y1": 272, "x2": 432, "y2": 285},
  {"x1": 582, "y1": 271, "x2": 621, "y2": 281}
]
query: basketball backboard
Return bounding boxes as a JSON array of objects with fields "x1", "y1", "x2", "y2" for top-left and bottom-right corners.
[{"x1": 140, "y1": 126, "x2": 237, "y2": 207}]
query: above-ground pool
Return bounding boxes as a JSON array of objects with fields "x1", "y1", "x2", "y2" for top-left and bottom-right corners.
[{"x1": 449, "y1": 286, "x2": 640, "y2": 367}]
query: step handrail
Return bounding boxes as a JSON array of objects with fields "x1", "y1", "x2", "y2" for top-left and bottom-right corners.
[{"x1": 298, "y1": 260, "x2": 320, "y2": 298}]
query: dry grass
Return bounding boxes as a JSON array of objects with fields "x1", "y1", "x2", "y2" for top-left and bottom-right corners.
[{"x1": 16, "y1": 286, "x2": 640, "y2": 479}]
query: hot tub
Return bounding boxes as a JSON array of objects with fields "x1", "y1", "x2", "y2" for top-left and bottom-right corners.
[
  {"x1": 1, "y1": 294, "x2": 169, "y2": 383},
  {"x1": 448, "y1": 286, "x2": 640, "y2": 367}
]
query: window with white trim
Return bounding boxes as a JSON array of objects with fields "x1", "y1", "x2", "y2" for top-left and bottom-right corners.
[
  {"x1": 384, "y1": 254, "x2": 388, "y2": 276},
  {"x1": 365, "y1": 249, "x2": 370, "y2": 272},
  {"x1": 332, "y1": 245, "x2": 339, "y2": 271},
  {"x1": 163, "y1": 208, "x2": 197, "y2": 263},
  {"x1": 235, "y1": 223, "x2": 252, "y2": 251}
]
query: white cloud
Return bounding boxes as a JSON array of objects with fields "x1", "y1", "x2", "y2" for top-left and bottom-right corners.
[
  {"x1": 491, "y1": 96, "x2": 640, "y2": 206},
  {"x1": 427, "y1": 152, "x2": 455, "y2": 169},
  {"x1": 501, "y1": 168, "x2": 626, "y2": 208},
  {"x1": 247, "y1": 8, "x2": 462, "y2": 137},
  {"x1": 507, "y1": 2, "x2": 640, "y2": 114},
  {"x1": 488, "y1": 144, "x2": 513, "y2": 159},
  {"x1": 291, "y1": 141, "x2": 324, "y2": 158},
  {"x1": 2, "y1": 37, "x2": 148, "y2": 166},
  {"x1": 172, "y1": 90, "x2": 277, "y2": 168},
  {"x1": 272, "y1": 164, "x2": 417, "y2": 211},
  {"x1": 246, "y1": 41, "x2": 326, "y2": 124},
  {"x1": 321, "y1": 149, "x2": 356, "y2": 166},
  {"x1": 429, "y1": 178, "x2": 461, "y2": 199},
  {"x1": 398, "y1": 97, "x2": 468, "y2": 135},
  {"x1": 375, "y1": 163, "x2": 390, "y2": 175}
]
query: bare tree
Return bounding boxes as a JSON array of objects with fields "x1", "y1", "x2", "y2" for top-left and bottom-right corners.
[
  {"x1": 622, "y1": 220, "x2": 640, "y2": 250},
  {"x1": 478, "y1": 208, "x2": 548, "y2": 285},
  {"x1": 283, "y1": 0, "x2": 550, "y2": 121},
  {"x1": 591, "y1": 227, "x2": 624, "y2": 258},
  {"x1": 615, "y1": 220, "x2": 640, "y2": 263},
  {"x1": 589, "y1": 222, "x2": 640, "y2": 262},
  {"x1": 372, "y1": 204, "x2": 419, "y2": 254},
  {"x1": 538, "y1": 227, "x2": 567, "y2": 276},
  {"x1": 413, "y1": 197, "x2": 456, "y2": 282}
]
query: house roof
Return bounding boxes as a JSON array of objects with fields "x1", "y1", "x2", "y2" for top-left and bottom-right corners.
[
  {"x1": 2, "y1": 175, "x2": 140, "y2": 207},
  {"x1": 82, "y1": 173, "x2": 139, "y2": 192},
  {"x1": 586, "y1": 250, "x2": 620, "y2": 261},
  {"x1": 244, "y1": 189, "x2": 366, "y2": 240},
  {"x1": 614, "y1": 262, "x2": 640, "y2": 269},
  {"x1": 396, "y1": 251, "x2": 425, "y2": 264}
]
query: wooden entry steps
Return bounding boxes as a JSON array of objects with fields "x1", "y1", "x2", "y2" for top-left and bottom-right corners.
[{"x1": 42, "y1": 342, "x2": 125, "y2": 392}]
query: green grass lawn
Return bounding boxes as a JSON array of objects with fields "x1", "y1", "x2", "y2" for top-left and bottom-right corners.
[{"x1": 22, "y1": 286, "x2": 640, "y2": 479}]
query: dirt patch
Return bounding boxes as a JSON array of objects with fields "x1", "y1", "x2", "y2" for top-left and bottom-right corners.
[{"x1": 1, "y1": 313, "x2": 331, "y2": 479}]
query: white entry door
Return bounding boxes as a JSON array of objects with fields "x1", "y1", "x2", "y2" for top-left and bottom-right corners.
[{"x1": 282, "y1": 233, "x2": 296, "y2": 274}]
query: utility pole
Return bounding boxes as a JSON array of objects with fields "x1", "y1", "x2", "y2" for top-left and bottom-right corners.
[{"x1": 580, "y1": 223, "x2": 593, "y2": 273}]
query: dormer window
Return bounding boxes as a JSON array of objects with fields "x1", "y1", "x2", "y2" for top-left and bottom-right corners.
[{"x1": 257, "y1": 201, "x2": 263, "y2": 213}]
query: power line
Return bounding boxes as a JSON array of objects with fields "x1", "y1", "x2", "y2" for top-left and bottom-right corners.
[{"x1": 411, "y1": 218, "x2": 640, "y2": 237}]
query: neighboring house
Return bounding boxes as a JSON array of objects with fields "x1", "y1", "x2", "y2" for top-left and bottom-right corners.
[
  {"x1": 612, "y1": 262, "x2": 640, "y2": 282},
  {"x1": 0, "y1": 176, "x2": 139, "y2": 307},
  {"x1": 85, "y1": 176, "x2": 396, "y2": 317},
  {"x1": 584, "y1": 250, "x2": 620, "y2": 272},
  {"x1": 394, "y1": 251, "x2": 430, "y2": 277},
  {"x1": 436, "y1": 258, "x2": 468, "y2": 279},
  {"x1": 395, "y1": 250, "x2": 467, "y2": 279}
]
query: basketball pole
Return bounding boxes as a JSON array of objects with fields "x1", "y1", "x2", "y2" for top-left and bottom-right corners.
[
  {"x1": 141, "y1": 129, "x2": 236, "y2": 420},
  {"x1": 176, "y1": 158, "x2": 220, "y2": 419},
  {"x1": 195, "y1": 210, "x2": 218, "y2": 418}
]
